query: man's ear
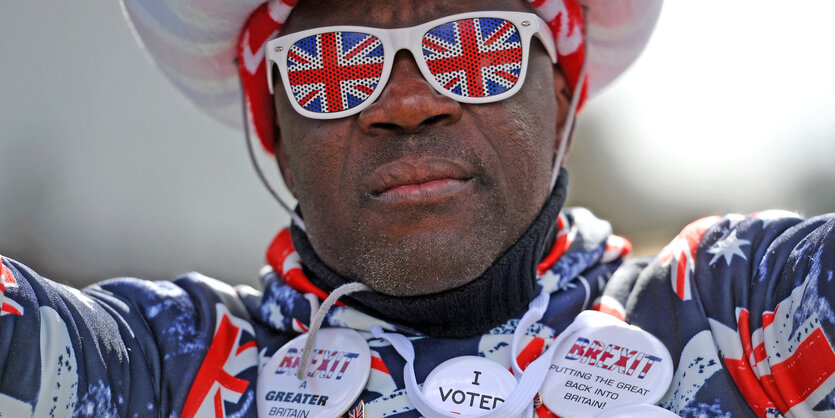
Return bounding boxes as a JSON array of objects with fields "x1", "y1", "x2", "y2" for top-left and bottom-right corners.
[
  {"x1": 274, "y1": 126, "x2": 297, "y2": 197},
  {"x1": 553, "y1": 66, "x2": 573, "y2": 159}
]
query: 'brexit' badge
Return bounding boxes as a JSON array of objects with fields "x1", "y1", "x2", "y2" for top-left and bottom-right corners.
[
  {"x1": 541, "y1": 311, "x2": 673, "y2": 417},
  {"x1": 257, "y1": 328, "x2": 371, "y2": 418}
]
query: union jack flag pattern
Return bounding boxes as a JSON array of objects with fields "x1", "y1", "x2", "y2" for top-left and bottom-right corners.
[
  {"x1": 287, "y1": 31, "x2": 384, "y2": 113},
  {"x1": 0, "y1": 257, "x2": 23, "y2": 317},
  {"x1": 657, "y1": 216, "x2": 721, "y2": 301},
  {"x1": 0, "y1": 209, "x2": 833, "y2": 417},
  {"x1": 180, "y1": 305, "x2": 259, "y2": 418},
  {"x1": 346, "y1": 399, "x2": 364, "y2": 418},
  {"x1": 422, "y1": 17, "x2": 523, "y2": 98}
]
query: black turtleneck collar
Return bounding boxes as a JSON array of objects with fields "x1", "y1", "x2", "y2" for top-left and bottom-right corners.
[{"x1": 290, "y1": 169, "x2": 569, "y2": 338}]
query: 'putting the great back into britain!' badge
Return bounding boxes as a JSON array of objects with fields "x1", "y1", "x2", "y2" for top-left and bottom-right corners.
[
  {"x1": 594, "y1": 403, "x2": 679, "y2": 417},
  {"x1": 257, "y1": 328, "x2": 371, "y2": 418},
  {"x1": 541, "y1": 311, "x2": 673, "y2": 417}
]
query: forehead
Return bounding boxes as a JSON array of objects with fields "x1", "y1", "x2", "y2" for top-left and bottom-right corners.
[{"x1": 281, "y1": 0, "x2": 534, "y2": 34}]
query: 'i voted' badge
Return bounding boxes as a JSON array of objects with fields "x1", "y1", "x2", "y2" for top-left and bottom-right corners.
[
  {"x1": 541, "y1": 311, "x2": 673, "y2": 417},
  {"x1": 421, "y1": 356, "x2": 518, "y2": 415},
  {"x1": 257, "y1": 328, "x2": 371, "y2": 418}
]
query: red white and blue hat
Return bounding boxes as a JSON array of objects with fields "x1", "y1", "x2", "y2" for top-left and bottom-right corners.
[{"x1": 120, "y1": 0, "x2": 662, "y2": 153}]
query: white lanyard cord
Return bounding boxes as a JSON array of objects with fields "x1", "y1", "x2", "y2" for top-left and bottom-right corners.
[
  {"x1": 239, "y1": 76, "x2": 307, "y2": 232},
  {"x1": 549, "y1": 50, "x2": 588, "y2": 192},
  {"x1": 371, "y1": 291, "x2": 569, "y2": 418},
  {"x1": 296, "y1": 282, "x2": 371, "y2": 380},
  {"x1": 510, "y1": 291, "x2": 550, "y2": 379}
]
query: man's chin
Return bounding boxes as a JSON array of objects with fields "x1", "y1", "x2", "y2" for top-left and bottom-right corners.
[
  {"x1": 349, "y1": 250, "x2": 490, "y2": 297},
  {"x1": 305, "y1": 185, "x2": 525, "y2": 296},
  {"x1": 337, "y1": 217, "x2": 503, "y2": 296}
]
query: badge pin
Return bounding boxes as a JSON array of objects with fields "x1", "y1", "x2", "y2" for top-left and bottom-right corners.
[
  {"x1": 257, "y1": 328, "x2": 371, "y2": 418},
  {"x1": 421, "y1": 356, "x2": 519, "y2": 416},
  {"x1": 541, "y1": 311, "x2": 674, "y2": 417},
  {"x1": 594, "y1": 403, "x2": 679, "y2": 417}
]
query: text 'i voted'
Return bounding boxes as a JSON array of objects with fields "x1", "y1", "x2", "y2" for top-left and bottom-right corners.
[{"x1": 421, "y1": 356, "x2": 518, "y2": 415}]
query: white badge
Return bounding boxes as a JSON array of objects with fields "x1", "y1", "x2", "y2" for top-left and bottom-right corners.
[
  {"x1": 594, "y1": 404, "x2": 679, "y2": 417},
  {"x1": 421, "y1": 356, "x2": 518, "y2": 415},
  {"x1": 257, "y1": 328, "x2": 371, "y2": 418},
  {"x1": 541, "y1": 311, "x2": 673, "y2": 417}
]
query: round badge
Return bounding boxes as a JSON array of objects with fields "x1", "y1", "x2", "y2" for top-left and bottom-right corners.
[
  {"x1": 421, "y1": 356, "x2": 518, "y2": 415},
  {"x1": 594, "y1": 404, "x2": 679, "y2": 417},
  {"x1": 541, "y1": 311, "x2": 673, "y2": 418},
  {"x1": 257, "y1": 328, "x2": 371, "y2": 418}
]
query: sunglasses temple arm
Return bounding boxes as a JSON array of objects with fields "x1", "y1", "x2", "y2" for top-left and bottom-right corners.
[
  {"x1": 534, "y1": 21, "x2": 558, "y2": 64},
  {"x1": 266, "y1": 56, "x2": 276, "y2": 94}
]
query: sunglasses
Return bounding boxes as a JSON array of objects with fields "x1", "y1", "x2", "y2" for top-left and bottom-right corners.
[{"x1": 266, "y1": 11, "x2": 557, "y2": 119}]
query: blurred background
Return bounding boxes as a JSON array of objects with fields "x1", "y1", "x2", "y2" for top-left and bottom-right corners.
[{"x1": 1, "y1": 1, "x2": 834, "y2": 289}]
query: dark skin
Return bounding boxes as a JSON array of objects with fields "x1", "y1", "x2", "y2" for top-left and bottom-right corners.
[{"x1": 274, "y1": 0, "x2": 572, "y2": 296}]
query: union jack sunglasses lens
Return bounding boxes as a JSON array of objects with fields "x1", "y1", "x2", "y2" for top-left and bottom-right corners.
[
  {"x1": 286, "y1": 31, "x2": 385, "y2": 113},
  {"x1": 422, "y1": 17, "x2": 523, "y2": 98}
]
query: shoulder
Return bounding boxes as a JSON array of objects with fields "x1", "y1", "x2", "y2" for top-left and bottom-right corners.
[
  {"x1": 605, "y1": 210, "x2": 833, "y2": 308},
  {"x1": 0, "y1": 256, "x2": 268, "y2": 416},
  {"x1": 603, "y1": 211, "x2": 835, "y2": 416}
]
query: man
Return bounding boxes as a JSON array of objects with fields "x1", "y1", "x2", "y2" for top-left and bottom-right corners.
[{"x1": 1, "y1": 0, "x2": 834, "y2": 417}]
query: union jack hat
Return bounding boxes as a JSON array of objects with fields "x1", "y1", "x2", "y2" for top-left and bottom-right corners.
[{"x1": 121, "y1": 0, "x2": 662, "y2": 153}]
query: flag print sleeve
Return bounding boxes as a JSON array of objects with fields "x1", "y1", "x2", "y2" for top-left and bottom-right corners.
[
  {"x1": 0, "y1": 255, "x2": 261, "y2": 417},
  {"x1": 604, "y1": 211, "x2": 835, "y2": 417}
]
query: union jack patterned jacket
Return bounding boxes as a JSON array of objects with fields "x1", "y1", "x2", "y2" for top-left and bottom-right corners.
[{"x1": 0, "y1": 208, "x2": 833, "y2": 417}]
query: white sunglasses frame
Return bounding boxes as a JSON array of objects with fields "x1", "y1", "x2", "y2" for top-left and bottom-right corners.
[{"x1": 266, "y1": 11, "x2": 557, "y2": 120}]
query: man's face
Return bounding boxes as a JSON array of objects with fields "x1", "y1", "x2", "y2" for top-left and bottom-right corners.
[{"x1": 274, "y1": 0, "x2": 569, "y2": 296}]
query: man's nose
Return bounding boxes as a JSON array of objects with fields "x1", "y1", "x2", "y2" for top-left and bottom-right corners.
[{"x1": 357, "y1": 51, "x2": 463, "y2": 134}]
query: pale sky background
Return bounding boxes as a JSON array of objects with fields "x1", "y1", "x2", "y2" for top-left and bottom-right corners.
[{"x1": 1, "y1": 1, "x2": 833, "y2": 288}]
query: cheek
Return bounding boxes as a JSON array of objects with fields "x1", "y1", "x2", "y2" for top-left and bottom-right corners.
[
  {"x1": 277, "y1": 103, "x2": 355, "y2": 219},
  {"x1": 286, "y1": 129, "x2": 350, "y2": 206},
  {"x1": 499, "y1": 55, "x2": 558, "y2": 199},
  {"x1": 471, "y1": 88, "x2": 557, "y2": 205}
]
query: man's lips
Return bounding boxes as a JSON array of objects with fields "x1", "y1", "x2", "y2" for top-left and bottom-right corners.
[{"x1": 366, "y1": 159, "x2": 475, "y2": 203}]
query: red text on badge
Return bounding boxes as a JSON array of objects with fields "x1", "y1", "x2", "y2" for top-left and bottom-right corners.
[
  {"x1": 563, "y1": 337, "x2": 663, "y2": 379},
  {"x1": 274, "y1": 348, "x2": 360, "y2": 380}
]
